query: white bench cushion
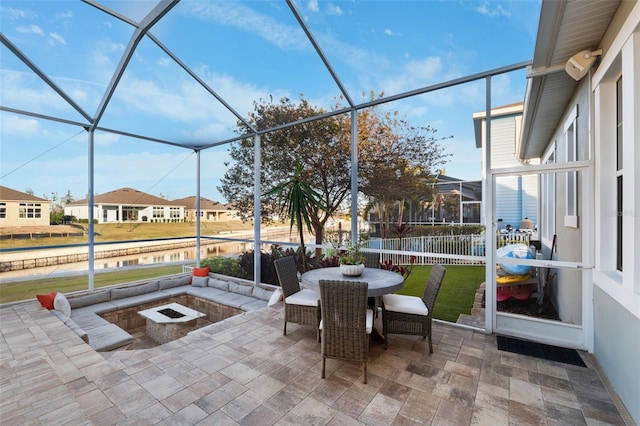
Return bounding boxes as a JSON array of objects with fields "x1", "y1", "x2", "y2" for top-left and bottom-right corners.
[
  {"x1": 382, "y1": 294, "x2": 429, "y2": 316},
  {"x1": 285, "y1": 288, "x2": 319, "y2": 307}
]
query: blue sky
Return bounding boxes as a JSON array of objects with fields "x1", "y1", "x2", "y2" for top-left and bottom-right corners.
[{"x1": 0, "y1": 0, "x2": 541, "y2": 204}]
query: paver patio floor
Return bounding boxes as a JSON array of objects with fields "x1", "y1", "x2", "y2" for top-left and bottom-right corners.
[{"x1": 0, "y1": 300, "x2": 631, "y2": 425}]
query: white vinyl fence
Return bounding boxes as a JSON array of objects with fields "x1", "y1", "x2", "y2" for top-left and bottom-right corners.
[{"x1": 367, "y1": 232, "x2": 533, "y2": 266}]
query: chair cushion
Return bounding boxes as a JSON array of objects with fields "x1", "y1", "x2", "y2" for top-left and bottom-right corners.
[
  {"x1": 209, "y1": 279, "x2": 229, "y2": 291},
  {"x1": 285, "y1": 288, "x2": 319, "y2": 307},
  {"x1": 382, "y1": 294, "x2": 429, "y2": 316},
  {"x1": 365, "y1": 309, "x2": 374, "y2": 334},
  {"x1": 252, "y1": 285, "x2": 274, "y2": 301},
  {"x1": 158, "y1": 275, "x2": 191, "y2": 290},
  {"x1": 320, "y1": 309, "x2": 374, "y2": 333},
  {"x1": 229, "y1": 282, "x2": 253, "y2": 296},
  {"x1": 68, "y1": 290, "x2": 111, "y2": 309},
  {"x1": 111, "y1": 281, "x2": 159, "y2": 300}
]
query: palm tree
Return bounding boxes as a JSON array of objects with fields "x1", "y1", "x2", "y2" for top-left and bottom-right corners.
[{"x1": 265, "y1": 162, "x2": 327, "y2": 271}]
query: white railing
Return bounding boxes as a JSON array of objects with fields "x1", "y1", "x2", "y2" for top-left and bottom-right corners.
[{"x1": 368, "y1": 232, "x2": 533, "y2": 266}]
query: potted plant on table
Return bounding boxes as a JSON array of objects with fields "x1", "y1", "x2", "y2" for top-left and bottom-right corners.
[{"x1": 336, "y1": 239, "x2": 367, "y2": 277}]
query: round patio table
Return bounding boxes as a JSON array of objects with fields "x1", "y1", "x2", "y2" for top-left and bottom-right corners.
[{"x1": 301, "y1": 267, "x2": 404, "y2": 297}]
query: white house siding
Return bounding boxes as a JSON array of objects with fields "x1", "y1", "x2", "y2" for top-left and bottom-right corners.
[
  {"x1": 64, "y1": 205, "x2": 89, "y2": 222},
  {"x1": 491, "y1": 115, "x2": 539, "y2": 227},
  {"x1": 591, "y1": 4, "x2": 640, "y2": 422},
  {"x1": 521, "y1": 174, "x2": 538, "y2": 227}
]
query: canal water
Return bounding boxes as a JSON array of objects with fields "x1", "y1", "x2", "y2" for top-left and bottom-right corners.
[{"x1": 1, "y1": 229, "x2": 304, "y2": 281}]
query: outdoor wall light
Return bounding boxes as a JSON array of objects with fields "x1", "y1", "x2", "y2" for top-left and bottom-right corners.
[{"x1": 565, "y1": 49, "x2": 602, "y2": 81}]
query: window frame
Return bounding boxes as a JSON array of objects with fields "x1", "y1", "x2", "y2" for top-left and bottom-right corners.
[{"x1": 563, "y1": 105, "x2": 579, "y2": 228}]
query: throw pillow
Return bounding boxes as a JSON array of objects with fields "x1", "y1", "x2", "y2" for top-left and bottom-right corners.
[
  {"x1": 193, "y1": 266, "x2": 210, "y2": 277},
  {"x1": 192, "y1": 266, "x2": 210, "y2": 284},
  {"x1": 191, "y1": 276, "x2": 209, "y2": 288},
  {"x1": 36, "y1": 291, "x2": 57, "y2": 310},
  {"x1": 267, "y1": 288, "x2": 283, "y2": 306},
  {"x1": 53, "y1": 292, "x2": 72, "y2": 318}
]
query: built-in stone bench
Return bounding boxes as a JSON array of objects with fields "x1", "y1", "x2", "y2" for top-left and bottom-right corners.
[{"x1": 51, "y1": 272, "x2": 280, "y2": 351}]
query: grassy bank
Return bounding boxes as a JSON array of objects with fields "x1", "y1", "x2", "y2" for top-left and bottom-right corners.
[{"x1": 0, "y1": 221, "x2": 257, "y2": 249}]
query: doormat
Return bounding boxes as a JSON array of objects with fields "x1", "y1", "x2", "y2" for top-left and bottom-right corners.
[{"x1": 496, "y1": 336, "x2": 587, "y2": 368}]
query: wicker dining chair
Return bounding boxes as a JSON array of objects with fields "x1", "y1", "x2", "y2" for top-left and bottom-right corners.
[
  {"x1": 381, "y1": 264, "x2": 446, "y2": 352},
  {"x1": 363, "y1": 251, "x2": 381, "y2": 269},
  {"x1": 318, "y1": 280, "x2": 372, "y2": 384},
  {"x1": 274, "y1": 256, "x2": 321, "y2": 341},
  {"x1": 363, "y1": 251, "x2": 381, "y2": 315}
]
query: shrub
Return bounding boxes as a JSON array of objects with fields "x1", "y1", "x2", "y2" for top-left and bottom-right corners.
[
  {"x1": 200, "y1": 256, "x2": 247, "y2": 279},
  {"x1": 238, "y1": 250, "x2": 280, "y2": 285},
  {"x1": 413, "y1": 225, "x2": 484, "y2": 237}
]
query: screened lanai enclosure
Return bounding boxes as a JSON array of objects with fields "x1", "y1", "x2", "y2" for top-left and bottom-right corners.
[{"x1": 2, "y1": 0, "x2": 595, "y2": 349}]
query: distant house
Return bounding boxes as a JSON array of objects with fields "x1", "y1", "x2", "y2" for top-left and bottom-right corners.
[
  {"x1": 0, "y1": 186, "x2": 51, "y2": 227},
  {"x1": 366, "y1": 174, "x2": 481, "y2": 232},
  {"x1": 65, "y1": 187, "x2": 185, "y2": 223},
  {"x1": 172, "y1": 196, "x2": 234, "y2": 222},
  {"x1": 473, "y1": 102, "x2": 539, "y2": 230}
]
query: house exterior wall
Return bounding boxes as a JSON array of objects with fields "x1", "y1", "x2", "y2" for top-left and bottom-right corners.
[
  {"x1": 65, "y1": 204, "x2": 185, "y2": 223},
  {"x1": 542, "y1": 82, "x2": 590, "y2": 325},
  {"x1": 0, "y1": 199, "x2": 50, "y2": 227},
  {"x1": 185, "y1": 209, "x2": 230, "y2": 222},
  {"x1": 593, "y1": 286, "x2": 640, "y2": 423},
  {"x1": 590, "y1": 4, "x2": 640, "y2": 422},
  {"x1": 480, "y1": 109, "x2": 539, "y2": 229}
]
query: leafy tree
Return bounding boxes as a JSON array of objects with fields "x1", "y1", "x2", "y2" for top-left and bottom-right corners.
[
  {"x1": 61, "y1": 190, "x2": 74, "y2": 205},
  {"x1": 219, "y1": 97, "x2": 351, "y2": 250},
  {"x1": 357, "y1": 115, "x2": 451, "y2": 237},
  {"x1": 219, "y1": 95, "x2": 451, "y2": 246}
]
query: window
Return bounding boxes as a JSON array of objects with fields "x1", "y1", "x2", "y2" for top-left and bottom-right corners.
[
  {"x1": 0, "y1": 202, "x2": 5, "y2": 219},
  {"x1": 122, "y1": 206, "x2": 137, "y2": 221},
  {"x1": 19, "y1": 203, "x2": 42, "y2": 218},
  {"x1": 564, "y1": 105, "x2": 578, "y2": 228},
  {"x1": 153, "y1": 206, "x2": 164, "y2": 218},
  {"x1": 170, "y1": 207, "x2": 181, "y2": 218},
  {"x1": 541, "y1": 144, "x2": 556, "y2": 242},
  {"x1": 616, "y1": 76, "x2": 623, "y2": 272}
]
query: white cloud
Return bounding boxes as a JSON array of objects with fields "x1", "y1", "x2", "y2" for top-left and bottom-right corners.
[
  {"x1": 475, "y1": 1, "x2": 511, "y2": 18},
  {"x1": 384, "y1": 28, "x2": 401, "y2": 36},
  {"x1": 49, "y1": 32, "x2": 67, "y2": 45},
  {"x1": 307, "y1": 0, "x2": 319, "y2": 13},
  {"x1": 16, "y1": 24, "x2": 44, "y2": 36},
  {"x1": 185, "y1": 2, "x2": 308, "y2": 51},
  {"x1": 0, "y1": 6, "x2": 37, "y2": 20},
  {"x1": 157, "y1": 57, "x2": 172, "y2": 67},
  {"x1": 326, "y1": 4, "x2": 343, "y2": 16},
  {"x1": 56, "y1": 10, "x2": 73, "y2": 20},
  {"x1": 0, "y1": 114, "x2": 41, "y2": 136}
]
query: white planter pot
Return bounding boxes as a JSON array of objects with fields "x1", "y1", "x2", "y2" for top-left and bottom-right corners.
[{"x1": 340, "y1": 263, "x2": 365, "y2": 277}]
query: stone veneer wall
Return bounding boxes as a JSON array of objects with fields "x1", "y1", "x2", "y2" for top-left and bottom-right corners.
[{"x1": 101, "y1": 295, "x2": 242, "y2": 333}]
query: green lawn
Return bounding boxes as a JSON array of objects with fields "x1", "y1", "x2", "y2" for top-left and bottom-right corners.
[
  {"x1": 398, "y1": 265, "x2": 485, "y2": 323},
  {"x1": 0, "y1": 221, "x2": 257, "y2": 249}
]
